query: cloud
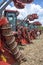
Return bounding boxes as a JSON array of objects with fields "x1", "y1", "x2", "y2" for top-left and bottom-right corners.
[{"x1": 6, "y1": 3, "x2": 43, "y2": 26}]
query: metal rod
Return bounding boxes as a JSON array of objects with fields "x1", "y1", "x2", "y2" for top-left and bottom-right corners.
[
  {"x1": 0, "y1": 0, "x2": 12, "y2": 17},
  {"x1": 0, "y1": 0, "x2": 6, "y2": 7}
]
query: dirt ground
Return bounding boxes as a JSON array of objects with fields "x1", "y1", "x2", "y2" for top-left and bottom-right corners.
[{"x1": 19, "y1": 33, "x2": 43, "y2": 65}]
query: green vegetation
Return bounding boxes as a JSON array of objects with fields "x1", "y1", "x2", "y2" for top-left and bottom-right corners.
[{"x1": 37, "y1": 26, "x2": 43, "y2": 31}]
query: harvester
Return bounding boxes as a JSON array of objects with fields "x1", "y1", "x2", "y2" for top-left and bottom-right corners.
[{"x1": 0, "y1": 0, "x2": 34, "y2": 65}]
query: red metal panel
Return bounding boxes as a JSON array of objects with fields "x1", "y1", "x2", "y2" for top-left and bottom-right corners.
[
  {"x1": 0, "y1": 61, "x2": 10, "y2": 65},
  {"x1": 0, "y1": 17, "x2": 8, "y2": 26}
]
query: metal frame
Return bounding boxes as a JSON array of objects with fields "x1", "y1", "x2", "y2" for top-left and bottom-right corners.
[
  {"x1": 0, "y1": 0, "x2": 6, "y2": 7},
  {"x1": 0, "y1": 0, "x2": 12, "y2": 17}
]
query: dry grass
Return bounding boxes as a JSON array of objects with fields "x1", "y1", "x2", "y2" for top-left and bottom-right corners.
[{"x1": 19, "y1": 33, "x2": 43, "y2": 65}]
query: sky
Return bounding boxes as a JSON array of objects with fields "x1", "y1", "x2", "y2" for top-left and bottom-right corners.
[{"x1": 0, "y1": 0, "x2": 43, "y2": 26}]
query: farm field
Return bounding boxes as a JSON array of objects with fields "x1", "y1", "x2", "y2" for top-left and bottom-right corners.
[{"x1": 18, "y1": 33, "x2": 43, "y2": 65}]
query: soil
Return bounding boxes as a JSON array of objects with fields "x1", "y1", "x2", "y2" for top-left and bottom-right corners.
[{"x1": 18, "y1": 33, "x2": 43, "y2": 65}]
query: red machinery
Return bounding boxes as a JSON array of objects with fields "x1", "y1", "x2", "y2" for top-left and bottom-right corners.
[
  {"x1": 27, "y1": 14, "x2": 38, "y2": 21},
  {"x1": 4, "y1": 10, "x2": 19, "y2": 31},
  {"x1": 33, "y1": 21, "x2": 42, "y2": 35},
  {"x1": 33, "y1": 21, "x2": 42, "y2": 26},
  {"x1": 0, "y1": 0, "x2": 34, "y2": 64},
  {"x1": 14, "y1": 1, "x2": 25, "y2": 9},
  {"x1": 0, "y1": 17, "x2": 27, "y2": 65},
  {"x1": 4, "y1": 10, "x2": 32, "y2": 45},
  {"x1": 32, "y1": 14, "x2": 38, "y2": 19},
  {"x1": 0, "y1": 17, "x2": 16, "y2": 65},
  {"x1": 17, "y1": 0, "x2": 33, "y2": 3},
  {"x1": 0, "y1": 61, "x2": 10, "y2": 65},
  {"x1": 14, "y1": 0, "x2": 33, "y2": 9},
  {"x1": 26, "y1": 14, "x2": 39, "y2": 40},
  {"x1": 16, "y1": 13, "x2": 38, "y2": 40},
  {"x1": 15, "y1": 26, "x2": 32, "y2": 45},
  {"x1": 0, "y1": 0, "x2": 25, "y2": 65}
]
